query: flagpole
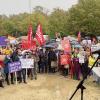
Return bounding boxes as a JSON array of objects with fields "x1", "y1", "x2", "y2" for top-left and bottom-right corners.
[{"x1": 29, "y1": 0, "x2": 32, "y2": 24}]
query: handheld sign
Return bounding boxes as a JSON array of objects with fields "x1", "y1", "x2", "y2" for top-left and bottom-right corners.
[
  {"x1": 79, "y1": 56, "x2": 84, "y2": 64},
  {"x1": 20, "y1": 58, "x2": 34, "y2": 81},
  {"x1": 8, "y1": 61, "x2": 21, "y2": 73},
  {"x1": 8, "y1": 61, "x2": 21, "y2": 84},
  {"x1": 20, "y1": 59, "x2": 34, "y2": 68}
]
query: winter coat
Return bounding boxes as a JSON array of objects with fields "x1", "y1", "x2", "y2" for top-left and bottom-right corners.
[{"x1": 4, "y1": 56, "x2": 11, "y2": 74}]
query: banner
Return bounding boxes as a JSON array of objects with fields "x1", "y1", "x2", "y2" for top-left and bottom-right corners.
[
  {"x1": 35, "y1": 24, "x2": 45, "y2": 46},
  {"x1": 60, "y1": 55, "x2": 69, "y2": 65},
  {"x1": 79, "y1": 56, "x2": 84, "y2": 63},
  {"x1": 61, "y1": 39, "x2": 71, "y2": 52},
  {"x1": 8, "y1": 61, "x2": 21, "y2": 73},
  {"x1": 20, "y1": 59, "x2": 34, "y2": 68},
  {"x1": 0, "y1": 36, "x2": 7, "y2": 46}
]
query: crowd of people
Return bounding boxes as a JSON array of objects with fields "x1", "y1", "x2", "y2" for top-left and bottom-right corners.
[{"x1": 0, "y1": 37, "x2": 100, "y2": 88}]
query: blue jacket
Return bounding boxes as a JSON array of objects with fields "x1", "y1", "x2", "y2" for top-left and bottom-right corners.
[{"x1": 4, "y1": 57, "x2": 11, "y2": 74}]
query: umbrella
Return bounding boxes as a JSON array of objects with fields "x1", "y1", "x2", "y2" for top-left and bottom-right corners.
[
  {"x1": 43, "y1": 44, "x2": 55, "y2": 48},
  {"x1": 74, "y1": 44, "x2": 82, "y2": 48}
]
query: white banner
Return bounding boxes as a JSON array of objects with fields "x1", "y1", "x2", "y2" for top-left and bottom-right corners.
[{"x1": 20, "y1": 59, "x2": 34, "y2": 68}]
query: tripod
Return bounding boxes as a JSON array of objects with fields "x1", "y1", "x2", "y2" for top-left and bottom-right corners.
[{"x1": 69, "y1": 54, "x2": 100, "y2": 100}]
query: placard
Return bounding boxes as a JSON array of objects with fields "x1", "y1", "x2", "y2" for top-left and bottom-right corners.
[
  {"x1": 91, "y1": 45, "x2": 98, "y2": 52},
  {"x1": 61, "y1": 39, "x2": 71, "y2": 52},
  {"x1": 60, "y1": 55, "x2": 69, "y2": 65},
  {"x1": 20, "y1": 59, "x2": 34, "y2": 68},
  {"x1": 79, "y1": 57, "x2": 84, "y2": 63},
  {"x1": 88, "y1": 40, "x2": 91, "y2": 45},
  {"x1": 9, "y1": 61, "x2": 21, "y2": 73},
  {"x1": 82, "y1": 40, "x2": 87, "y2": 45}
]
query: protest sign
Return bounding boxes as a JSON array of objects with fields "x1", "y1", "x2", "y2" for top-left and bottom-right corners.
[
  {"x1": 20, "y1": 59, "x2": 34, "y2": 81},
  {"x1": 20, "y1": 59, "x2": 34, "y2": 68},
  {"x1": 9, "y1": 61, "x2": 21, "y2": 73},
  {"x1": 82, "y1": 40, "x2": 87, "y2": 45},
  {"x1": 60, "y1": 55, "x2": 69, "y2": 65},
  {"x1": 79, "y1": 57, "x2": 84, "y2": 63},
  {"x1": 91, "y1": 45, "x2": 99, "y2": 52},
  {"x1": 61, "y1": 39, "x2": 71, "y2": 52},
  {"x1": 8, "y1": 61, "x2": 21, "y2": 84},
  {"x1": 88, "y1": 40, "x2": 91, "y2": 45}
]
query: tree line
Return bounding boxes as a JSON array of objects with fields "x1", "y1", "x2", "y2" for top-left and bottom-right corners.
[{"x1": 0, "y1": 0, "x2": 100, "y2": 38}]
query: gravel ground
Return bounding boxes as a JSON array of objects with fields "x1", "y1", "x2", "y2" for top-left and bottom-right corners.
[{"x1": 0, "y1": 73, "x2": 100, "y2": 100}]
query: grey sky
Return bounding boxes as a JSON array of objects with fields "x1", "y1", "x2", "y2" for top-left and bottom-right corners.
[{"x1": 0, "y1": 0, "x2": 78, "y2": 16}]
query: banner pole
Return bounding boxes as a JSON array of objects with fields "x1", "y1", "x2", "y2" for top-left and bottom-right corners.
[
  {"x1": 15, "y1": 72, "x2": 17, "y2": 85},
  {"x1": 26, "y1": 68, "x2": 28, "y2": 82}
]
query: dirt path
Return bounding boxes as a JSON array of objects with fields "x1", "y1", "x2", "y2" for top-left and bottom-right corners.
[{"x1": 0, "y1": 73, "x2": 100, "y2": 100}]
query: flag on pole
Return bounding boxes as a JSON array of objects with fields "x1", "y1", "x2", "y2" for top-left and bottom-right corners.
[
  {"x1": 28, "y1": 24, "x2": 33, "y2": 42},
  {"x1": 21, "y1": 40, "x2": 30, "y2": 49},
  {"x1": 35, "y1": 24, "x2": 45, "y2": 46},
  {"x1": 77, "y1": 31, "x2": 81, "y2": 42},
  {"x1": 27, "y1": 24, "x2": 33, "y2": 48},
  {"x1": 21, "y1": 39, "x2": 36, "y2": 50},
  {"x1": 21, "y1": 24, "x2": 37, "y2": 50}
]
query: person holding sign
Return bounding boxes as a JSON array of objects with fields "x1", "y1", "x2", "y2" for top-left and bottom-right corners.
[
  {"x1": 72, "y1": 48, "x2": 81, "y2": 80},
  {"x1": 18, "y1": 52, "x2": 27, "y2": 84},
  {"x1": 10, "y1": 48, "x2": 20, "y2": 84},
  {"x1": 79, "y1": 48, "x2": 88, "y2": 79}
]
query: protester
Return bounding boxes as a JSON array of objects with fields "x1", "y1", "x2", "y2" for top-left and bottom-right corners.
[
  {"x1": 63, "y1": 53, "x2": 70, "y2": 77},
  {"x1": 4, "y1": 54, "x2": 12, "y2": 85},
  {"x1": 0, "y1": 34, "x2": 99, "y2": 88},
  {"x1": 72, "y1": 48, "x2": 81, "y2": 80},
  {"x1": 18, "y1": 51, "x2": 27, "y2": 84},
  {"x1": 44, "y1": 50, "x2": 48, "y2": 73},
  {"x1": 3, "y1": 46, "x2": 12, "y2": 55},
  {"x1": 0, "y1": 64, "x2": 4, "y2": 88},
  {"x1": 48, "y1": 49, "x2": 57, "y2": 73},
  {"x1": 31, "y1": 50, "x2": 39, "y2": 80},
  {"x1": 80, "y1": 52, "x2": 88, "y2": 79},
  {"x1": 38, "y1": 49, "x2": 45, "y2": 73}
]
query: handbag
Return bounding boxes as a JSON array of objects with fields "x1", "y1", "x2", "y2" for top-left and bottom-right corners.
[{"x1": 51, "y1": 61, "x2": 57, "y2": 68}]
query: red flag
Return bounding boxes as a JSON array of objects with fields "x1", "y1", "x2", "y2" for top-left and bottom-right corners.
[
  {"x1": 27, "y1": 24, "x2": 33, "y2": 49},
  {"x1": 35, "y1": 24, "x2": 45, "y2": 46},
  {"x1": 77, "y1": 31, "x2": 81, "y2": 42},
  {"x1": 28, "y1": 24, "x2": 33, "y2": 42},
  {"x1": 21, "y1": 40, "x2": 30, "y2": 49},
  {"x1": 21, "y1": 39, "x2": 36, "y2": 50},
  {"x1": 31, "y1": 40, "x2": 36, "y2": 50}
]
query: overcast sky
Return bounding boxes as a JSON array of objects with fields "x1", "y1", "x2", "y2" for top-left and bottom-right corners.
[{"x1": 0, "y1": 0, "x2": 78, "y2": 16}]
